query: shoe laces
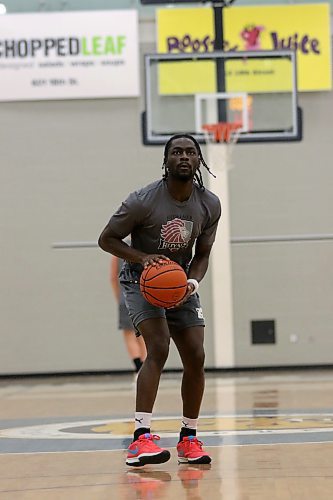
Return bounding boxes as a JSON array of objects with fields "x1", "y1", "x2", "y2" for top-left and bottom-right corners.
[
  {"x1": 187, "y1": 436, "x2": 203, "y2": 448},
  {"x1": 138, "y1": 433, "x2": 160, "y2": 442}
]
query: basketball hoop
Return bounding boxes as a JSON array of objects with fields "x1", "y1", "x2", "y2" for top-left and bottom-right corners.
[{"x1": 202, "y1": 122, "x2": 242, "y2": 173}]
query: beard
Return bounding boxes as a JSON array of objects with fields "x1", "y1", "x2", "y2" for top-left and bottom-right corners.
[
  {"x1": 170, "y1": 165, "x2": 196, "y2": 182},
  {"x1": 174, "y1": 171, "x2": 194, "y2": 182}
]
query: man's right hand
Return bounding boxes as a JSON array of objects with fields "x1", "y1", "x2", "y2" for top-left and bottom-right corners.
[{"x1": 140, "y1": 255, "x2": 170, "y2": 269}]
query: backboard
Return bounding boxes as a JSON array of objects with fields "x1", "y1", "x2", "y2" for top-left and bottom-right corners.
[{"x1": 142, "y1": 50, "x2": 302, "y2": 145}]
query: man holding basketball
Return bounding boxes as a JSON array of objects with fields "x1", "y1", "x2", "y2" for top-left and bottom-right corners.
[{"x1": 98, "y1": 134, "x2": 221, "y2": 467}]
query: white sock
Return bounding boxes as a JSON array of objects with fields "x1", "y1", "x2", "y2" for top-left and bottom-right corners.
[
  {"x1": 181, "y1": 416, "x2": 198, "y2": 430},
  {"x1": 135, "y1": 412, "x2": 152, "y2": 430}
]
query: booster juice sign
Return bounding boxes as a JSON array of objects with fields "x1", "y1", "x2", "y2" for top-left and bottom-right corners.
[
  {"x1": 0, "y1": 10, "x2": 139, "y2": 101},
  {"x1": 157, "y1": 3, "x2": 332, "y2": 92}
]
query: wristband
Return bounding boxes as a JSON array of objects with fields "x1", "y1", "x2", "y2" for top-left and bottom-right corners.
[{"x1": 187, "y1": 278, "x2": 199, "y2": 295}]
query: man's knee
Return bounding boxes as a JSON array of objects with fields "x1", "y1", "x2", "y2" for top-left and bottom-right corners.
[
  {"x1": 147, "y1": 337, "x2": 170, "y2": 368},
  {"x1": 185, "y1": 345, "x2": 205, "y2": 370}
]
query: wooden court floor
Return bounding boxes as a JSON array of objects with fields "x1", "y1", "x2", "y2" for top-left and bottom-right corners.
[{"x1": 1, "y1": 369, "x2": 333, "y2": 499}]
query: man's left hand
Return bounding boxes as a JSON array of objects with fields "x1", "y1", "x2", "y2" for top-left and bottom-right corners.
[{"x1": 166, "y1": 282, "x2": 196, "y2": 309}]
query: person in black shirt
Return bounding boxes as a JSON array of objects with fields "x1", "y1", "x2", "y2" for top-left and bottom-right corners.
[{"x1": 99, "y1": 135, "x2": 221, "y2": 467}]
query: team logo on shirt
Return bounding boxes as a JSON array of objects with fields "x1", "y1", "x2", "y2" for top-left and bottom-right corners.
[{"x1": 158, "y1": 218, "x2": 193, "y2": 252}]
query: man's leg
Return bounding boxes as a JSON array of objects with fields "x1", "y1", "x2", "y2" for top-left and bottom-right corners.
[
  {"x1": 126, "y1": 317, "x2": 171, "y2": 467},
  {"x1": 137, "y1": 335, "x2": 147, "y2": 364},
  {"x1": 172, "y1": 326, "x2": 211, "y2": 464},
  {"x1": 136, "y1": 317, "x2": 170, "y2": 414},
  {"x1": 171, "y1": 326, "x2": 205, "y2": 421}
]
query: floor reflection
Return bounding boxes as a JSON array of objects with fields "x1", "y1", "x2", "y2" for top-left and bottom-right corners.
[
  {"x1": 124, "y1": 469, "x2": 172, "y2": 499},
  {"x1": 178, "y1": 464, "x2": 212, "y2": 499},
  {"x1": 252, "y1": 389, "x2": 279, "y2": 412},
  {"x1": 123, "y1": 464, "x2": 212, "y2": 499}
]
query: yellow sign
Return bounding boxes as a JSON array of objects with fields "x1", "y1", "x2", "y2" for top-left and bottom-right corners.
[{"x1": 157, "y1": 3, "x2": 332, "y2": 93}]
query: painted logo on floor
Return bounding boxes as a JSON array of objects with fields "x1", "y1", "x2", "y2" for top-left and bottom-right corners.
[{"x1": 2, "y1": 413, "x2": 333, "y2": 453}]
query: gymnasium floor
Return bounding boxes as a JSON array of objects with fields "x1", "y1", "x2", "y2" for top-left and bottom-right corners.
[{"x1": 1, "y1": 369, "x2": 333, "y2": 499}]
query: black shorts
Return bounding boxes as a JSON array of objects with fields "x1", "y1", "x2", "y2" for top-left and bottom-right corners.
[{"x1": 119, "y1": 266, "x2": 205, "y2": 333}]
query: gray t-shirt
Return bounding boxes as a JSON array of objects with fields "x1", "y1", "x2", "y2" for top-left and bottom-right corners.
[{"x1": 108, "y1": 179, "x2": 221, "y2": 270}]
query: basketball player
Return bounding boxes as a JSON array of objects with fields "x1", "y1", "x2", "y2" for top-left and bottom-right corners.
[
  {"x1": 110, "y1": 254, "x2": 146, "y2": 376},
  {"x1": 98, "y1": 134, "x2": 221, "y2": 466}
]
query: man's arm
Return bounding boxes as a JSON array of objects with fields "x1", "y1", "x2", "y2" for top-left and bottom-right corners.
[
  {"x1": 187, "y1": 238, "x2": 214, "y2": 283},
  {"x1": 99, "y1": 225, "x2": 146, "y2": 263},
  {"x1": 168, "y1": 238, "x2": 214, "y2": 309},
  {"x1": 98, "y1": 224, "x2": 169, "y2": 268}
]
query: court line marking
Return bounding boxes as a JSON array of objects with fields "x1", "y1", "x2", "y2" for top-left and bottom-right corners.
[{"x1": 1, "y1": 440, "x2": 333, "y2": 456}]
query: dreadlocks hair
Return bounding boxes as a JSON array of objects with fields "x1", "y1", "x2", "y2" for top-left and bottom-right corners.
[{"x1": 162, "y1": 134, "x2": 216, "y2": 190}]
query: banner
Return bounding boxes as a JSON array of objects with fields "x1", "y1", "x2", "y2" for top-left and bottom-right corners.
[
  {"x1": 157, "y1": 3, "x2": 332, "y2": 92},
  {"x1": 0, "y1": 10, "x2": 139, "y2": 101}
]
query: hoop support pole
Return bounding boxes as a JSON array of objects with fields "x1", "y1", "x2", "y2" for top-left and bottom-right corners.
[{"x1": 206, "y1": 144, "x2": 235, "y2": 368}]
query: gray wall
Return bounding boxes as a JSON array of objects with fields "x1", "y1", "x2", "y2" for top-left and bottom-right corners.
[
  {"x1": 230, "y1": 89, "x2": 333, "y2": 366},
  {"x1": 0, "y1": 94, "x2": 215, "y2": 374},
  {"x1": 0, "y1": 11, "x2": 332, "y2": 374}
]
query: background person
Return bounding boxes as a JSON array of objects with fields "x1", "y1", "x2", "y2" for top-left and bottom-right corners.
[{"x1": 110, "y1": 254, "x2": 146, "y2": 375}]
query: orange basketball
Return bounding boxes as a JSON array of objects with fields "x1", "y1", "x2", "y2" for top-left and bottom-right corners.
[{"x1": 140, "y1": 260, "x2": 188, "y2": 308}]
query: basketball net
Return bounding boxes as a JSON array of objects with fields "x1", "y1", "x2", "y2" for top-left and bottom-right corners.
[{"x1": 202, "y1": 122, "x2": 242, "y2": 173}]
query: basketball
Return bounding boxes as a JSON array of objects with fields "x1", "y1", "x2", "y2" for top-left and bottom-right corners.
[{"x1": 140, "y1": 260, "x2": 188, "y2": 308}]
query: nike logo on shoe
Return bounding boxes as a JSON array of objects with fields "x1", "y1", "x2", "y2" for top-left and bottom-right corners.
[{"x1": 128, "y1": 447, "x2": 139, "y2": 455}]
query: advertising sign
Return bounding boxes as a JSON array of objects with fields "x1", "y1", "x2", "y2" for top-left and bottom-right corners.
[
  {"x1": 157, "y1": 3, "x2": 331, "y2": 92},
  {"x1": 0, "y1": 10, "x2": 139, "y2": 101}
]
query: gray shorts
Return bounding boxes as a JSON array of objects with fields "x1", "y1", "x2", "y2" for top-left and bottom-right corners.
[
  {"x1": 119, "y1": 266, "x2": 205, "y2": 333},
  {"x1": 118, "y1": 302, "x2": 134, "y2": 331}
]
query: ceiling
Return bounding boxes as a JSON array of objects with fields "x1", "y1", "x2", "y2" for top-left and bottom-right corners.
[{"x1": 0, "y1": 0, "x2": 332, "y2": 18}]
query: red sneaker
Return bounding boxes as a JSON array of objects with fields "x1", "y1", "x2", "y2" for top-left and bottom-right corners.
[
  {"x1": 126, "y1": 433, "x2": 171, "y2": 467},
  {"x1": 177, "y1": 436, "x2": 212, "y2": 464}
]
